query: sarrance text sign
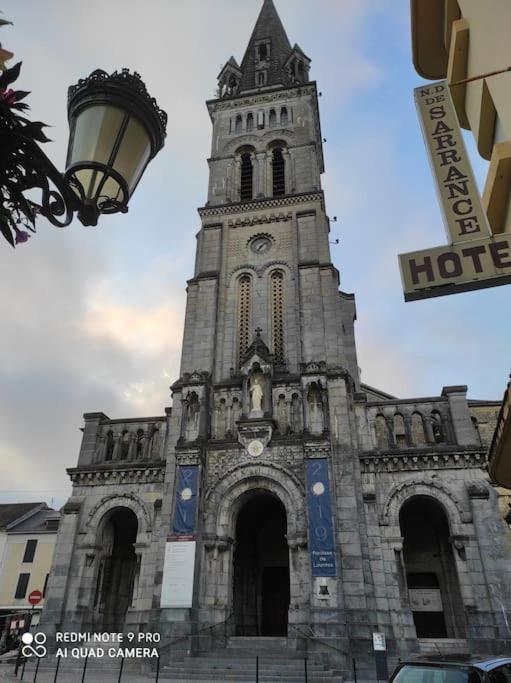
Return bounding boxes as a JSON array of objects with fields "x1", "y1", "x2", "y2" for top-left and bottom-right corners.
[{"x1": 398, "y1": 82, "x2": 511, "y2": 301}]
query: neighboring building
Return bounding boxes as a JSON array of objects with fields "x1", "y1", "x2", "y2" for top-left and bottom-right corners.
[
  {"x1": 41, "y1": 0, "x2": 511, "y2": 674},
  {"x1": 411, "y1": 1, "x2": 511, "y2": 486},
  {"x1": 489, "y1": 379, "x2": 511, "y2": 489},
  {"x1": 0, "y1": 503, "x2": 60, "y2": 648},
  {"x1": 411, "y1": 0, "x2": 511, "y2": 234}
]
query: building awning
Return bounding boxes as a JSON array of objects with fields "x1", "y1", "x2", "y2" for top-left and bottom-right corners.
[
  {"x1": 489, "y1": 377, "x2": 511, "y2": 488},
  {"x1": 410, "y1": 0, "x2": 448, "y2": 79}
]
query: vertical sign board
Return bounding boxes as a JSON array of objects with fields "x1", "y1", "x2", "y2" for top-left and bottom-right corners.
[
  {"x1": 399, "y1": 81, "x2": 511, "y2": 301},
  {"x1": 161, "y1": 465, "x2": 199, "y2": 608},
  {"x1": 160, "y1": 540, "x2": 196, "y2": 608},
  {"x1": 172, "y1": 465, "x2": 199, "y2": 535},
  {"x1": 373, "y1": 632, "x2": 389, "y2": 682},
  {"x1": 306, "y1": 459, "x2": 336, "y2": 577}
]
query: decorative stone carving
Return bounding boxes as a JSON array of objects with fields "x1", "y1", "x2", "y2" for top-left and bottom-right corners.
[
  {"x1": 68, "y1": 465, "x2": 165, "y2": 487},
  {"x1": 361, "y1": 449, "x2": 487, "y2": 473}
]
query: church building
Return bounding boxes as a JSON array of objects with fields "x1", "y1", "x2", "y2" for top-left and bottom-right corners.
[{"x1": 41, "y1": 0, "x2": 511, "y2": 673}]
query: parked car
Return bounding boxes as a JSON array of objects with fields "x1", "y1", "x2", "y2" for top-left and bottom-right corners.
[{"x1": 390, "y1": 655, "x2": 511, "y2": 683}]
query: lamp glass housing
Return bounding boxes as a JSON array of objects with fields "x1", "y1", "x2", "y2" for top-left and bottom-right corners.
[{"x1": 112, "y1": 115, "x2": 151, "y2": 192}]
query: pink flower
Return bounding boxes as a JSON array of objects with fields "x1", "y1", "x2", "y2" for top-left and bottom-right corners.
[
  {"x1": 14, "y1": 227, "x2": 30, "y2": 244},
  {"x1": 0, "y1": 88, "x2": 17, "y2": 105}
]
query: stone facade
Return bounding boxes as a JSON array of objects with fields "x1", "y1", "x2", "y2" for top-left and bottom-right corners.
[{"x1": 41, "y1": 0, "x2": 511, "y2": 671}]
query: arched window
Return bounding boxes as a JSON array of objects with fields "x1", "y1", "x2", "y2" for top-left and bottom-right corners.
[
  {"x1": 411, "y1": 412, "x2": 427, "y2": 445},
  {"x1": 257, "y1": 71, "x2": 266, "y2": 87},
  {"x1": 257, "y1": 43, "x2": 268, "y2": 61},
  {"x1": 272, "y1": 147, "x2": 285, "y2": 196},
  {"x1": 393, "y1": 414, "x2": 407, "y2": 448},
  {"x1": 235, "y1": 114, "x2": 242, "y2": 134},
  {"x1": 269, "y1": 109, "x2": 277, "y2": 127},
  {"x1": 228, "y1": 74, "x2": 238, "y2": 93},
  {"x1": 375, "y1": 415, "x2": 389, "y2": 449},
  {"x1": 105, "y1": 430, "x2": 114, "y2": 461},
  {"x1": 240, "y1": 153, "x2": 253, "y2": 201},
  {"x1": 271, "y1": 271, "x2": 284, "y2": 364},
  {"x1": 246, "y1": 113, "x2": 254, "y2": 132},
  {"x1": 280, "y1": 107, "x2": 289, "y2": 126},
  {"x1": 238, "y1": 275, "x2": 252, "y2": 361},
  {"x1": 298, "y1": 62, "x2": 304, "y2": 80},
  {"x1": 431, "y1": 411, "x2": 445, "y2": 444}
]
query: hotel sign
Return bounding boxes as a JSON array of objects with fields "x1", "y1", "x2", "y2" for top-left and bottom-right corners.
[{"x1": 399, "y1": 81, "x2": 511, "y2": 301}]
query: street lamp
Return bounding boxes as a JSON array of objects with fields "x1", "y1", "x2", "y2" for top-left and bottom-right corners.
[
  {"x1": 64, "y1": 69, "x2": 167, "y2": 226},
  {"x1": 0, "y1": 57, "x2": 167, "y2": 244}
]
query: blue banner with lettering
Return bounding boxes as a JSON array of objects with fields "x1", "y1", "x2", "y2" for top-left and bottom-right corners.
[
  {"x1": 306, "y1": 459, "x2": 337, "y2": 577},
  {"x1": 172, "y1": 465, "x2": 199, "y2": 535}
]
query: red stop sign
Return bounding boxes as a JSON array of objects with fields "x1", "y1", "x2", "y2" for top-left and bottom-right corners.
[{"x1": 28, "y1": 590, "x2": 43, "y2": 606}]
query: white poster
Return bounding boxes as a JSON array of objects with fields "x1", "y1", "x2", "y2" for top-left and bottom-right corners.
[
  {"x1": 409, "y1": 588, "x2": 443, "y2": 612},
  {"x1": 160, "y1": 541, "x2": 196, "y2": 608}
]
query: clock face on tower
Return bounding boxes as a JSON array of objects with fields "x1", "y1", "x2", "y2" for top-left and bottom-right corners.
[{"x1": 250, "y1": 236, "x2": 272, "y2": 254}]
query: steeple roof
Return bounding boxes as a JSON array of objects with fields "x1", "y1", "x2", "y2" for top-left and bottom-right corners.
[{"x1": 238, "y1": 0, "x2": 292, "y2": 92}]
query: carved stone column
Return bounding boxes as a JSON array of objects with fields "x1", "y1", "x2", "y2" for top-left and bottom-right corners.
[
  {"x1": 233, "y1": 158, "x2": 241, "y2": 202},
  {"x1": 282, "y1": 148, "x2": 292, "y2": 195},
  {"x1": 264, "y1": 152, "x2": 272, "y2": 197},
  {"x1": 255, "y1": 152, "x2": 266, "y2": 197}
]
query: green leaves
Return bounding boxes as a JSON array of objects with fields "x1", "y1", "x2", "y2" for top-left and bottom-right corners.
[
  {"x1": 0, "y1": 61, "x2": 48, "y2": 246},
  {"x1": 0, "y1": 60, "x2": 21, "y2": 88}
]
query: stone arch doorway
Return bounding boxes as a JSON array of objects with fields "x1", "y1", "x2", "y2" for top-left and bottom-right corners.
[
  {"x1": 400, "y1": 496, "x2": 466, "y2": 639},
  {"x1": 94, "y1": 507, "x2": 138, "y2": 632},
  {"x1": 233, "y1": 490, "x2": 290, "y2": 636}
]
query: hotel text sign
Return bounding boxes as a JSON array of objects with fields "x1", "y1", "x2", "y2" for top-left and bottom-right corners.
[{"x1": 399, "y1": 82, "x2": 511, "y2": 301}]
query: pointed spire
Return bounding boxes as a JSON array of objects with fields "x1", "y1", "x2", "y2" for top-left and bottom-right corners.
[{"x1": 238, "y1": 0, "x2": 293, "y2": 93}]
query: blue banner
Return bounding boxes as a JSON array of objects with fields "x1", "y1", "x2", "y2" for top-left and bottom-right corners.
[
  {"x1": 306, "y1": 459, "x2": 337, "y2": 577},
  {"x1": 172, "y1": 466, "x2": 199, "y2": 535}
]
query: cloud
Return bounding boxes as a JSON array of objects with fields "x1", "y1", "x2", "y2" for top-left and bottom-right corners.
[{"x1": 0, "y1": 0, "x2": 509, "y2": 511}]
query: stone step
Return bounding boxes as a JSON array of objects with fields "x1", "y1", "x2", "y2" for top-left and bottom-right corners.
[
  {"x1": 161, "y1": 671, "x2": 343, "y2": 682},
  {"x1": 227, "y1": 636, "x2": 289, "y2": 649},
  {"x1": 163, "y1": 664, "x2": 327, "y2": 674}
]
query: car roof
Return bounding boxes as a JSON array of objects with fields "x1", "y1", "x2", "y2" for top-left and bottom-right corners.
[{"x1": 400, "y1": 655, "x2": 511, "y2": 672}]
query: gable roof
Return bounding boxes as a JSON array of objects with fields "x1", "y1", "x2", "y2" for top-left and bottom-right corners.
[{"x1": 0, "y1": 502, "x2": 47, "y2": 530}]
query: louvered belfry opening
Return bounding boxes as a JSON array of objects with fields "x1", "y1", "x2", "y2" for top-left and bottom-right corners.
[
  {"x1": 271, "y1": 271, "x2": 284, "y2": 363},
  {"x1": 238, "y1": 275, "x2": 252, "y2": 361},
  {"x1": 240, "y1": 153, "x2": 253, "y2": 201},
  {"x1": 272, "y1": 147, "x2": 285, "y2": 196}
]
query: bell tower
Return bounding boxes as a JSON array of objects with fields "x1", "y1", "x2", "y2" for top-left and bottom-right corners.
[
  {"x1": 179, "y1": 0, "x2": 360, "y2": 388},
  {"x1": 163, "y1": 0, "x2": 362, "y2": 648}
]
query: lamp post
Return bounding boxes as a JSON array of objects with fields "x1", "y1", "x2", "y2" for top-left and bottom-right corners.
[{"x1": 0, "y1": 57, "x2": 167, "y2": 245}]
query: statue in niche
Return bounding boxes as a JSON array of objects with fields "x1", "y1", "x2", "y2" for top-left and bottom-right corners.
[
  {"x1": 307, "y1": 382, "x2": 324, "y2": 435},
  {"x1": 231, "y1": 397, "x2": 241, "y2": 433},
  {"x1": 291, "y1": 393, "x2": 303, "y2": 434},
  {"x1": 184, "y1": 392, "x2": 200, "y2": 441},
  {"x1": 119, "y1": 430, "x2": 130, "y2": 460},
  {"x1": 135, "y1": 429, "x2": 144, "y2": 459},
  {"x1": 276, "y1": 394, "x2": 288, "y2": 435},
  {"x1": 249, "y1": 372, "x2": 264, "y2": 414},
  {"x1": 149, "y1": 427, "x2": 160, "y2": 459},
  {"x1": 216, "y1": 399, "x2": 227, "y2": 439}
]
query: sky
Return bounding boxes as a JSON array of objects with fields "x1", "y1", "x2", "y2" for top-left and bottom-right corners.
[{"x1": 0, "y1": 0, "x2": 509, "y2": 509}]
